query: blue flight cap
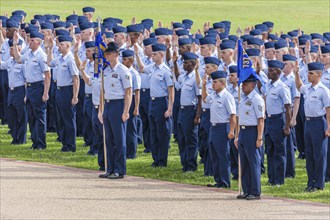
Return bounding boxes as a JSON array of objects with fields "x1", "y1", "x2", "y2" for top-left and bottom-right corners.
[
  {"x1": 34, "y1": 15, "x2": 46, "y2": 21},
  {"x1": 85, "y1": 41, "x2": 95, "y2": 48},
  {"x1": 67, "y1": 20, "x2": 78, "y2": 26},
  {"x1": 155, "y1": 28, "x2": 171, "y2": 36},
  {"x1": 103, "y1": 22, "x2": 116, "y2": 30},
  {"x1": 311, "y1": 33, "x2": 324, "y2": 41},
  {"x1": 182, "y1": 19, "x2": 193, "y2": 27},
  {"x1": 220, "y1": 40, "x2": 235, "y2": 50},
  {"x1": 199, "y1": 37, "x2": 216, "y2": 45},
  {"x1": 219, "y1": 32, "x2": 229, "y2": 40},
  {"x1": 176, "y1": 29, "x2": 189, "y2": 37},
  {"x1": 228, "y1": 35, "x2": 238, "y2": 43},
  {"x1": 113, "y1": 26, "x2": 127, "y2": 34},
  {"x1": 268, "y1": 34, "x2": 279, "y2": 41},
  {"x1": 264, "y1": 42, "x2": 275, "y2": 49},
  {"x1": 25, "y1": 25, "x2": 39, "y2": 34},
  {"x1": 288, "y1": 42, "x2": 295, "y2": 48},
  {"x1": 115, "y1": 18, "x2": 123, "y2": 24},
  {"x1": 321, "y1": 45, "x2": 330, "y2": 54},
  {"x1": 308, "y1": 62, "x2": 324, "y2": 71},
  {"x1": 80, "y1": 22, "x2": 94, "y2": 31},
  {"x1": 8, "y1": 39, "x2": 23, "y2": 47},
  {"x1": 41, "y1": 22, "x2": 53, "y2": 30},
  {"x1": 12, "y1": 10, "x2": 26, "y2": 17},
  {"x1": 74, "y1": 28, "x2": 81, "y2": 34},
  {"x1": 53, "y1": 15, "x2": 60, "y2": 20},
  {"x1": 247, "y1": 38, "x2": 263, "y2": 46},
  {"x1": 30, "y1": 31, "x2": 44, "y2": 40},
  {"x1": 149, "y1": 32, "x2": 156, "y2": 38},
  {"x1": 213, "y1": 22, "x2": 225, "y2": 29},
  {"x1": 20, "y1": 23, "x2": 27, "y2": 29},
  {"x1": 78, "y1": 16, "x2": 88, "y2": 23},
  {"x1": 299, "y1": 34, "x2": 311, "y2": 40},
  {"x1": 82, "y1": 7, "x2": 95, "y2": 13},
  {"x1": 141, "y1": 22, "x2": 153, "y2": 30},
  {"x1": 310, "y1": 45, "x2": 318, "y2": 53},
  {"x1": 44, "y1": 14, "x2": 55, "y2": 21},
  {"x1": 206, "y1": 29, "x2": 217, "y2": 35},
  {"x1": 255, "y1": 24, "x2": 268, "y2": 33},
  {"x1": 262, "y1": 21, "x2": 274, "y2": 28},
  {"x1": 221, "y1": 20, "x2": 231, "y2": 28},
  {"x1": 122, "y1": 49, "x2": 134, "y2": 58},
  {"x1": 275, "y1": 40, "x2": 288, "y2": 49},
  {"x1": 211, "y1": 70, "x2": 227, "y2": 80},
  {"x1": 288, "y1": 31, "x2": 298, "y2": 37},
  {"x1": 323, "y1": 32, "x2": 330, "y2": 41},
  {"x1": 241, "y1": 34, "x2": 253, "y2": 42},
  {"x1": 103, "y1": 17, "x2": 117, "y2": 23},
  {"x1": 104, "y1": 32, "x2": 114, "y2": 38},
  {"x1": 182, "y1": 52, "x2": 198, "y2": 61},
  {"x1": 191, "y1": 38, "x2": 200, "y2": 45},
  {"x1": 92, "y1": 22, "x2": 98, "y2": 28},
  {"x1": 127, "y1": 24, "x2": 142, "y2": 33},
  {"x1": 243, "y1": 74, "x2": 258, "y2": 83},
  {"x1": 55, "y1": 29, "x2": 70, "y2": 36},
  {"x1": 53, "y1": 21, "x2": 66, "y2": 29},
  {"x1": 30, "y1": 19, "x2": 41, "y2": 25},
  {"x1": 179, "y1": 38, "x2": 192, "y2": 46},
  {"x1": 298, "y1": 38, "x2": 309, "y2": 46},
  {"x1": 105, "y1": 42, "x2": 119, "y2": 53},
  {"x1": 66, "y1": 14, "x2": 78, "y2": 21},
  {"x1": 152, "y1": 43, "x2": 167, "y2": 52},
  {"x1": 142, "y1": 18, "x2": 153, "y2": 23},
  {"x1": 10, "y1": 15, "x2": 22, "y2": 22},
  {"x1": 6, "y1": 19, "x2": 19, "y2": 29},
  {"x1": 229, "y1": 65, "x2": 238, "y2": 73},
  {"x1": 58, "y1": 35, "x2": 73, "y2": 42},
  {"x1": 143, "y1": 38, "x2": 157, "y2": 46},
  {"x1": 194, "y1": 34, "x2": 203, "y2": 39},
  {"x1": 268, "y1": 60, "x2": 284, "y2": 69},
  {"x1": 204, "y1": 57, "x2": 220, "y2": 66},
  {"x1": 280, "y1": 34, "x2": 292, "y2": 41},
  {"x1": 250, "y1": 29, "x2": 262, "y2": 36},
  {"x1": 173, "y1": 22, "x2": 185, "y2": 29},
  {"x1": 283, "y1": 54, "x2": 297, "y2": 61},
  {"x1": 246, "y1": 48, "x2": 260, "y2": 57}
]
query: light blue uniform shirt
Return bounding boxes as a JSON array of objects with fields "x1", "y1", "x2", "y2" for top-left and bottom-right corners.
[
  {"x1": 226, "y1": 84, "x2": 239, "y2": 113},
  {"x1": 129, "y1": 67, "x2": 141, "y2": 92},
  {"x1": 50, "y1": 52, "x2": 79, "y2": 87},
  {"x1": 84, "y1": 60, "x2": 94, "y2": 94},
  {"x1": 299, "y1": 60, "x2": 309, "y2": 85},
  {"x1": 280, "y1": 72, "x2": 300, "y2": 105},
  {"x1": 90, "y1": 76, "x2": 101, "y2": 106},
  {"x1": 321, "y1": 68, "x2": 330, "y2": 89},
  {"x1": 1, "y1": 39, "x2": 11, "y2": 62},
  {"x1": 300, "y1": 82, "x2": 330, "y2": 117},
  {"x1": 255, "y1": 70, "x2": 268, "y2": 95},
  {"x1": 104, "y1": 62, "x2": 132, "y2": 100},
  {"x1": 180, "y1": 71, "x2": 201, "y2": 106},
  {"x1": 201, "y1": 76, "x2": 213, "y2": 109},
  {"x1": 78, "y1": 42, "x2": 86, "y2": 62},
  {"x1": 144, "y1": 62, "x2": 174, "y2": 98},
  {"x1": 239, "y1": 89, "x2": 265, "y2": 126},
  {"x1": 169, "y1": 56, "x2": 185, "y2": 91},
  {"x1": 205, "y1": 88, "x2": 236, "y2": 124},
  {"x1": 261, "y1": 79, "x2": 291, "y2": 115},
  {"x1": 0, "y1": 57, "x2": 25, "y2": 88},
  {"x1": 139, "y1": 56, "x2": 153, "y2": 89},
  {"x1": 21, "y1": 47, "x2": 50, "y2": 83}
]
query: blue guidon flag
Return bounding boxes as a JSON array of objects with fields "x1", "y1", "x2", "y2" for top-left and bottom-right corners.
[
  {"x1": 237, "y1": 39, "x2": 263, "y2": 85},
  {"x1": 94, "y1": 32, "x2": 108, "y2": 78}
]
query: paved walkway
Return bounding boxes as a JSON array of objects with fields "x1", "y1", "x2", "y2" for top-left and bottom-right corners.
[{"x1": 1, "y1": 158, "x2": 329, "y2": 219}]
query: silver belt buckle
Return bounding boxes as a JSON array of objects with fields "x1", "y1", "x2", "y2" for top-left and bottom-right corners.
[
  {"x1": 151, "y1": 97, "x2": 155, "y2": 100},
  {"x1": 181, "y1": 106, "x2": 184, "y2": 109},
  {"x1": 142, "y1": 89, "x2": 146, "y2": 92},
  {"x1": 268, "y1": 114, "x2": 271, "y2": 118},
  {"x1": 95, "y1": 105, "x2": 99, "y2": 109},
  {"x1": 212, "y1": 123, "x2": 216, "y2": 126},
  {"x1": 57, "y1": 87, "x2": 60, "y2": 90},
  {"x1": 241, "y1": 126, "x2": 246, "y2": 129},
  {"x1": 86, "y1": 94, "x2": 89, "y2": 97},
  {"x1": 10, "y1": 87, "x2": 14, "y2": 90},
  {"x1": 306, "y1": 117, "x2": 310, "y2": 121},
  {"x1": 106, "y1": 99, "x2": 110, "y2": 103}
]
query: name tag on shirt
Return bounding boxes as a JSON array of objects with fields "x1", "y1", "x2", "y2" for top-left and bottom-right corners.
[
  {"x1": 245, "y1": 100, "x2": 252, "y2": 106},
  {"x1": 112, "y1": 73, "x2": 118, "y2": 78}
]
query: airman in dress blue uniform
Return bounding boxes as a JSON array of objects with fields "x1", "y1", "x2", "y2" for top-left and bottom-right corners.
[
  {"x1": 203, "y1": 70, "x2": 236, "y2": 188},
  {"x1": 294, "y1": 61, "x2": 330, "y2": 192}
]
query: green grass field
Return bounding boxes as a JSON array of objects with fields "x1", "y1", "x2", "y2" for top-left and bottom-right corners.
[
  {"x1": 0, "y1": 125, "x2": 329, "y2": 204},
  {"x1": 1, "y1": 0, "x2": 329, "y2": 204},
  {"x1": 1, "y1": 0, "x2": 329, "y2": 34}
]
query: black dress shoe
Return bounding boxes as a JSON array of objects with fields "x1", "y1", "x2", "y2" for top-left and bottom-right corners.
[
  {"x1": 309, "y1": 187, "x2": 323, "y2": 192},
  {"x1": 83, "y1": 143, "x2": 89, "y2": 147},
  {"x1": 60, "y1": 147, "x2": 67, "y2": 152},
  {"x1": 150, "y1": 162, "x2": 157, "y2": 167},
  {"x1": 304, "y1": 186, "x2": 314, "y2": 192},
  {"x1": 99, "y1": 172, "x2": 112, "y2": 178},
  {"x1": 245, "y1": 194, "x2": 260, "y2": 200},
  {"x1": 108, "y1": 173, "x2": 124, "y2": 179},
  {"x1": 207, "y1": 183, "x2": 220, "y2": 188},
  {"x1": 143, "y1": 149, "x2": 151, "y2": 153},
  {"x1": 237, "y1": 193, "x2": 249, "y2": 199}
]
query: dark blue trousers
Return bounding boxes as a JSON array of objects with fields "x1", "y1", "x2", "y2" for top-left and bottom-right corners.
[
  {"x1": 76, "y1": 77, "x2": 85, "y2": 137},
  {"x1": 126, "y1": 98, "x2": 138, "y2": 159},
  {"x1": 265, "y1": 113, "x2": 287, "y2": 185},
  {"x1": 83, "y1": 94, "x2": 94, "y2": 147},
  {"x1": 285, "y1": 128, "x2": 296, "y2": 178},
  {"x1": 326, "y1": 136, "x2": 330, "y2": 182},
  {"x1": 209, "y1": 123, "x2": 231, "y2": 188},
  {"x1": 0, "y1": 69, "x2": 9, "y2": 124},
  {"x1": 229, "y1": 138, "x2": 238, "y2": 179},
  {"x1": 177, "y1": 106, "x2": 199, "y2": 172},
  {"x1": 295, "y1": 96, "x2": 305, "y2": 156},
  {"x1": 149, "y1": 97, "x2": 171, "y2": 167},
  {"x1": 7, "y1": 86, "x2": 27, "y2": 144},
  {"x1": 172, "y1": 89, "x2": 181, "y2": 140},
  {"x1": 26, "y1": 81, "x2": 47, "y2": 149},
  {"x1": 56, "y1": 85, "x2": 76, "y2": 151},
  {"x1": 47, "y1": 73, "x2": 56, "y2": 132},
  {"x1": 92, "y1": 106, "x2": 104, "y2": 169},
  {"x1": 199, "y1": 109, "x2": 213, "y2": 176},
  {"x1": 103, "y1": 100, "x2": 127, "y2": 175},
  {"x1": 137, "y1": 115, "x2": 143, "y2": 145},
  {"x1": 304, "y1": 116, "x2": 328, "y2": 189},
  {"x1": 239, "y1": 126, "x2": 261, "y2": 196},
  {"x1": 139, "y1": 89, "x2": 151, "y2": 152}
]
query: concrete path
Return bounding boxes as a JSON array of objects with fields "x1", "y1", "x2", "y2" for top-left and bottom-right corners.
[{"x1": 1, "y1": 158, "x2": 329, "y2": 220}]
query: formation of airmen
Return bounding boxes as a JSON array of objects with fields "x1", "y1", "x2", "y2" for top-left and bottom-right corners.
[{"x1": 0, "y1": 7, "x2": 329, "y2": 200}]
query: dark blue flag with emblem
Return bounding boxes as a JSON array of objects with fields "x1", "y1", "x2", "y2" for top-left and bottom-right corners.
[
  {"x1": 94, "y1": 32, "x2": 108, "y2": 78},
  {"x1": 237, "y1": 39, "x2": 263, "y2": 85}
]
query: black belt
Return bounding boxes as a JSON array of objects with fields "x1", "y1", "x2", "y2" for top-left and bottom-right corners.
[
  {"x1": 202, "y1": 108, "x2": 210, "y2": 112},
  {"x1": 151, "y1": 96, "x2": 167, "y2": 101},
  {"x1": 141, "y1": 88, "x2": 150, "y2": 92},
  {"x1": 306, "y1": 116, "x2": 324, "y2": 121},
  {"x1": 211, "y1": 122, "x2": 228, "y2": 126},
  {"x1": 85, "y1": 94, "x2": 92, "y2": 97},
  {"x1": 10, "y1": 85, "x2": 25, "y2": 90},
  {"x1": 27, "y1": 81, "x2": 43, "y2": 87},
  {"x1": 240, "y1": 125, "x2": 257, "y2": 129},
  {"x1": 94, "y1": 105, "x2": 99, "y2": 109},
  {"x1": 105, "y1": 99, "x2": 124, "y2": 103},
  {"x1": 180, "y1": 105, "x2": 195, "y2": 109},
  {"x1": 267, "y1": 113, "x2": 283, "y2": 118},
  {"x1": 57, "y1": 85, "x2": 72, "y2": 90}
]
